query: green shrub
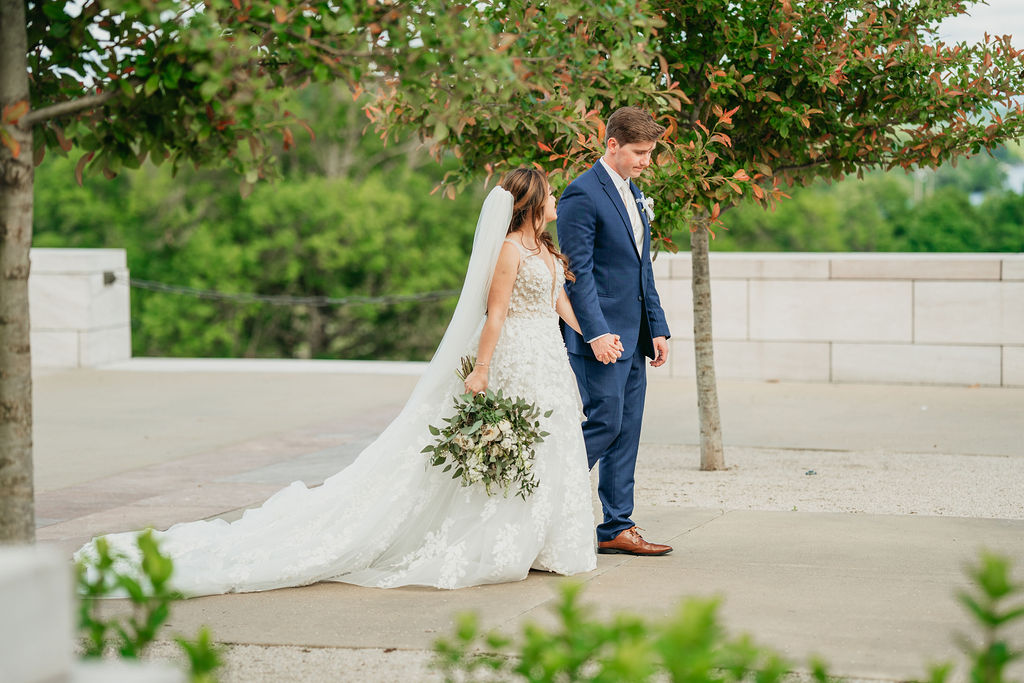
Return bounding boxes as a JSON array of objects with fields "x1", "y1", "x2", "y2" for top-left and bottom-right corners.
[
  {"x1": 435, "y1": 552, "x2": 1023, "y2": 683},
  {"x1": 433, "y1": 581, "x2": 825, "y2": 683},
  {"x1": 921, "y1": 552, "x2": 1024, "y2": 683},
  {"x1": 76, "y1": 529, "x2": 223, "y2": 681}
]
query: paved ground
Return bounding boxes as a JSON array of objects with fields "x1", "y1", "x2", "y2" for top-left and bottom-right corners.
[{"x1": 31, "y1": 359, "x2": 1024, "y2": 681}]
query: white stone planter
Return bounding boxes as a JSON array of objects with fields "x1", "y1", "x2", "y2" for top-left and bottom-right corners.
[{"x1": 29, "y1": 248, "x2": 131, "y2": 368}]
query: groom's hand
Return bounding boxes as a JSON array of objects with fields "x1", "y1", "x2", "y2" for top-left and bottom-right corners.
[
  {"x1": 650, "y1": 336, "x2": 669, "y2": 368},
  {"x1": 591, "y1": 334, "x2": 623, "y2": 364}
]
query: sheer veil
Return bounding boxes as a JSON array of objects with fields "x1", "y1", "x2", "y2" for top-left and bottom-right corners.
[{"x1": 323, "y1": 184, "x2": 513, "y2": 483}]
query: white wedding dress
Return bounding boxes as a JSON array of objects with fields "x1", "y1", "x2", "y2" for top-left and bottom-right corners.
[{"x1": 75, "y1": 188, "x2": 596, "y2": 596}]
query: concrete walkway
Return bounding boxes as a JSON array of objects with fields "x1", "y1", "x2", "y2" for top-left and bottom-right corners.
[{"x1": 32, "y1": 360, "x2": 1024, "y2": 681}]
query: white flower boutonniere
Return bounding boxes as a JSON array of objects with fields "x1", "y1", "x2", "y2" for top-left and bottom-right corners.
[{"x1": 637, "y1": 194, "x2": 655, "y2": 222}]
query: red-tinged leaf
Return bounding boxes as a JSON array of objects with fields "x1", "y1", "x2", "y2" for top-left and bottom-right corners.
[
  {"x1": 74, "y1": 151, "x2": 94, "y2": 186},
  {"x1": 0, "y1": 128, "x2": 20, "y2": 158},
  {"x1": 282, "y1": 127, "x2": 294, "y2": 150},
  {"x1": 733, "y1": 169, "x2": 750, "y2": 181},
  {"x1": 764, "y1": 91, "x2": 782, "y2": 102},
  {"x1": 752, "y1": 184, "x2": 765, "y2": 199},
  {"x1": 726, "y1": 180, "x2": 742, "y2": 194},
  {"x1": 537, "y1": 140, "x2": 553, "y2": 152},
  {"x1": 230, "y1": 0, "x2": 240, "y2": 8},
  {"x1": 445, "y1": 184, "x2": 456, "y2": 200},
  {"x1": 710, "y1": 202, "x2": 721, "y2": 220},
  {"x1": 33, "y1": 141, "x2": 45, "y2": 167},
  {"x1": 274, "y1": 5, "x2": 287, "y2": 22},
  {"x1": 2, "y1": 100, "x2": 29, "y2": 125},
  {"x1": 695, "y1": 119, "x2": 709, "y2": 136},
  {"x1": 296, "y1": 119, "x2": 315, "y2": 141},
  {"x1": 709, "y1": 132, "x2": 732, "y2": 148},
  {"x1": 51, "y1": 125, "x2": 71, "y2": 152}
]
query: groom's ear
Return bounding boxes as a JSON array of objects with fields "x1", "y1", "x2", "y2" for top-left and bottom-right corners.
[{"x1": 606, "y1": 137, "x2": 620, "y2": 153}]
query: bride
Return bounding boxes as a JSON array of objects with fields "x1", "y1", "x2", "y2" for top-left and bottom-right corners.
[{"x1": 76, "y1": 168, "x2": 615, "y2": 595}]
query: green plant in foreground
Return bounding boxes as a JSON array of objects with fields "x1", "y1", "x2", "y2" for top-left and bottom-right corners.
[
  {"x1": 922, "y1": 552, "x2": 1024, "y2": 683},
  {"x1": 433, "y1": 581, "x2": 826, "y2": 682},
  {"x1": 76, "y1": 529, "x2": 223, "y2": 681},
  {"x1": 436, "y1": 552, "x2": 1023, "y2": 683}
]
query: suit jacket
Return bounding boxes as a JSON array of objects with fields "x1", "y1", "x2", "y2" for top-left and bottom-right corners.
[{"x1": 556, "y1": 162, "x2": 671, "y2": 359}]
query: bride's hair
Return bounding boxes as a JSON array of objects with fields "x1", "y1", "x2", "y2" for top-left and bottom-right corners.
[{"x1": 500, "y1": 168, "x2": 575, "y2": 282}]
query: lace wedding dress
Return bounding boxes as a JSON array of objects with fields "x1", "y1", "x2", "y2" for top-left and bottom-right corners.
[{"x1": 75, "y1": 188, "x2": 596, "y2": 596}]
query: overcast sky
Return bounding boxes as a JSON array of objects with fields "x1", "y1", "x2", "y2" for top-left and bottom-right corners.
[{"x1": 938, "y1": 0, "x2": 1024, "y2": 43}]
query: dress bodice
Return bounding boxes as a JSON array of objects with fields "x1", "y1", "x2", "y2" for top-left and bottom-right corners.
[{"x1": 504, "y1": 239, "x2": 563, "y2": 318}]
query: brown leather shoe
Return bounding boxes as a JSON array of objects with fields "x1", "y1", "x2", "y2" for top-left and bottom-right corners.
[{"x1": 597, "y1": 526, "x2": 672, "y2": 556}]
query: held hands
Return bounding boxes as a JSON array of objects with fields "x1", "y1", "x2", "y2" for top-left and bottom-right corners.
[
  {"x1": 650, "y1": 336, "x2": 669, "y2": 368},
  {"x1": 463, "y1": 366, "x2": 488, "y2": 395},
  {"x1": 590, "y1": 334, "x2": 624, "y2": 365}
]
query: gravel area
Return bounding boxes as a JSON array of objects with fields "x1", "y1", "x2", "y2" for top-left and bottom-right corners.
[
  {"x1": 633, "y1": 445, "x2": 1024, "y2": 519},
  {"x1": 144, "y1": 443, "x2": 1022, "y2": 681}
]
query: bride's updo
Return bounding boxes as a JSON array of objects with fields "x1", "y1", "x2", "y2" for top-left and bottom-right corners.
[{"x1": 500, "y1": 168, "x2": 574, "y2": 282}]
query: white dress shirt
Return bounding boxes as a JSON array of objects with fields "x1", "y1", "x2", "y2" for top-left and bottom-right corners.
[{"x1": 599, "y1": 158, "x2": 644, "y2": 253}]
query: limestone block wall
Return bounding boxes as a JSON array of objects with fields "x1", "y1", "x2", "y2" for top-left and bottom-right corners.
[
  {"x1": 29, "y1": 248, "x2": 131, "y2": 368},
  {"x1": 652, "y1": 253, "x2": 1024, "y2": 387}
]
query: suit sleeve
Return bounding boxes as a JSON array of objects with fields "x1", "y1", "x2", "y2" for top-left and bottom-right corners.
[
  {"x1": 644, "y1": 255, "x2": 671, "y2": 340},
  {"x1": 557, "y1": 185, "x2": 611, "y2": 342}
]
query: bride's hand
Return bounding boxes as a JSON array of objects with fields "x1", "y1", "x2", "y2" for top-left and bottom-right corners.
[{"x1": 463, "y1": 367, "x2": 488, "y2": 395}]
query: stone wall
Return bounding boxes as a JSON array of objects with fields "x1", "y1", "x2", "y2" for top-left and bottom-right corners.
[
  {"x1": 29, "y1": 248, "x2": 131, "y2": 368},
  {"x1": 26, "y1": 248, "x2": 1024, "y2": 385},
  {"x1": 653, "y1": 253, "x2": 1024, "y2": 387}
]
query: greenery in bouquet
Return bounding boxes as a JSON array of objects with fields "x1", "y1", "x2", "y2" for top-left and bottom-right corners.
[{"x1": 422, "y1": 357, "x2": 551, "y2": 500}]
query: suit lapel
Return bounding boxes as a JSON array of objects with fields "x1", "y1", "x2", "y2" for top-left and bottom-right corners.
[
  {"x1": 630, "y1": 182, "x2": 651, "y2": 255},
  {"x1": 593, "y1": 163, "x2": 641, "y2": 261}
]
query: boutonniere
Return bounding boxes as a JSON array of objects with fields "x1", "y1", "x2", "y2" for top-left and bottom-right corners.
[{"x1": 637, "y1": 194, "x2": 655, "y2": 221}]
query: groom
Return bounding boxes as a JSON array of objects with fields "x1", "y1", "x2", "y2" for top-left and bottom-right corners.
[{"x1": 556, "y1": 106, "x2": 673, "y2": 556}]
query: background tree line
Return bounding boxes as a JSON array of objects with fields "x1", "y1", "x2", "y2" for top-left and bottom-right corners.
[
  {"x1": 32, "y1": 85, "x2": 1022, "y2": 361},
  {"x1": 32, "y1": 84, "x2": 485, "y2": 361},
  {"x1": 719, "y1": 143, "x2": 1024, "y2": 252}
]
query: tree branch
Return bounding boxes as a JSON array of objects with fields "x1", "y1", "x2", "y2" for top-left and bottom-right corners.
[{"x1": 21, "y1": 90, "x2": 117, "y2": 127}]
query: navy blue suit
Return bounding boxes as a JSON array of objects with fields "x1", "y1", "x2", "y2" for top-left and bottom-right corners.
[{"x1": 556, "y1": 162, "x2": 670, "y2": 543}]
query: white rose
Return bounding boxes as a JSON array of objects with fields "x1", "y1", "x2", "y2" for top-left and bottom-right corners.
[
  {"x1": 498, "y1": 419, "x2": 513, "y2": 434},
  {"x1": 500, "y1": 436, "x2": 514, "y2": 450},
  {"x1": 480, "y1": 424, "x2": 501, "y2": 442}
]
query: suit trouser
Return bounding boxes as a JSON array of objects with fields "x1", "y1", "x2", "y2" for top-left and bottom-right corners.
[{"x1": 568, "y1": 345, "x2": 647, "y2": 543}]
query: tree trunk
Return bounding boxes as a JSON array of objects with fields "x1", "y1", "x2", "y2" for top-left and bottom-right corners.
[
  {"x1": 690, "y1": 223, "x2": 725, "y2": 471},
  {"x1": 0, "y1": 0, "x2": 36, "y2": 542}
]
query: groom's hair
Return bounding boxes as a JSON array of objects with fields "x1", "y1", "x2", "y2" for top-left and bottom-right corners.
[{"x1": 605, "y1": 107, "x2": 665, "y2": 146}]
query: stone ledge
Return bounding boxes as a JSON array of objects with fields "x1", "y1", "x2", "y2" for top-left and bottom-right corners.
[
  {"x1": 31, "y1": 247, "x2": 127, "y2": 273},
  {"x1": 830, "y1": 255, "x2": 1002, "y2": 280},
  {"x1": 832, "y1": 343, "x2": 1003, "y2": 386}
]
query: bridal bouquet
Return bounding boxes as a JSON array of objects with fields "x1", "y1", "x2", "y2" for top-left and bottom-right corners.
[{"x1": 422, "y1": 356, "x2": 550, "y2": 500}]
